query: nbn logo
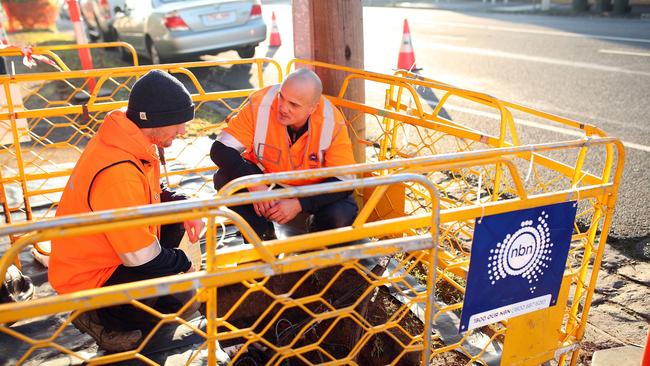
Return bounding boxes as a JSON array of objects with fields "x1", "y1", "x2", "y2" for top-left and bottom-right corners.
[
  {"x1": 487, "y1": 212, "x2": 553, "y2": 294},
  {"x1": 510, "y1": 243, "x2": 534, "y2": 258}
]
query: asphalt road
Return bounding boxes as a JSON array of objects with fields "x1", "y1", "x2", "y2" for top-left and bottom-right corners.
[{"x1": 257, "y1": 4, "x2": 650, "y2": 243}]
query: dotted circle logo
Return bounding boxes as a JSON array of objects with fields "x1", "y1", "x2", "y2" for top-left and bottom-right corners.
[{"x1": 487, "y1": 212, "x2": 553, "y2": 294}]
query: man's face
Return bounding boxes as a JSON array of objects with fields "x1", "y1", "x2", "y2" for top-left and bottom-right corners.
[
  {"x1": 276, "y1": 81, "x2": 318, "y2": 129},
  {"x1": 151, "y1": 123, "x2": 186, "y2": 148}
]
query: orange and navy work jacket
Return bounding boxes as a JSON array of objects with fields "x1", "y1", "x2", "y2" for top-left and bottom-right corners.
[
  {"x1": 49, "y1": 109, "x2": 163, "y2": 294},
  {"x1": 218, "y1": 85, "x2": 356, "y2": 185}
]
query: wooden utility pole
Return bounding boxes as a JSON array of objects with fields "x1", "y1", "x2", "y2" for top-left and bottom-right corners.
[{"x1": 292, "y1": 0, "x2": 366, "y2": 163}]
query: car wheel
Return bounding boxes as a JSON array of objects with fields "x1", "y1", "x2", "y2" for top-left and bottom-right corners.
[
  {"x1": 236, "y1": 46, "x2": 256, "y2": 59},
  {"x1": 147, "y1": 39, "x2": 165, "y2": 65}
]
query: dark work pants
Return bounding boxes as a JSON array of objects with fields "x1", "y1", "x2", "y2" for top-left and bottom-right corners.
[
  {"x1": 97, "y1": 223, "x2": 193, "y2": 332},
  {"x1": 213, "y1": 169, "x2": 358, "y2": 238}
]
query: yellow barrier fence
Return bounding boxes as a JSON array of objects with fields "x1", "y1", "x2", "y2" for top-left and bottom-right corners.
[
  {"x1": 0, "y1": 167, "x2": 441, "y2": 365},
  {"x1": 0, "y1": 60, "x2": 624, "y2": 365},
  {"x1": 0, "y1": 42, "x2": 139, "y2": 73},
  {"x1": 0, "y1": 58, "x2": 283, "y2": 226}
]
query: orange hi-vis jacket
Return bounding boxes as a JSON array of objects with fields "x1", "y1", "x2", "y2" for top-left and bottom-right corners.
[
  {"x1": 219, "y1": 85, "x2": 356, "y2": 185},
  {"x1": 49, "y1": 109, "x2": 163, "y2": 294}
]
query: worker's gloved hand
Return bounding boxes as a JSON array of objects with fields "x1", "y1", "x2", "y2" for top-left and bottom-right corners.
[
  {"x1": 267, "y1": 198, "x2": 302, "y2": 224},
  {"x1": 183, "y1": 219, "x2": 205, "y2": 243}
]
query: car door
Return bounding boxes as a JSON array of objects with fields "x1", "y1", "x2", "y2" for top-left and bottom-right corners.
[
  {"x1": 128, "y1": 0, "x2": 151, "y2": 52},
  {"x1": 114, "y1": 0, "x2": 150, "y2": 53},
  {"x1": 112, "y1": 0, "x2": 134, "y2": 47}
]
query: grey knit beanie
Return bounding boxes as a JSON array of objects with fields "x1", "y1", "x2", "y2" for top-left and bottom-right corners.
[{"x1": 126, "y1": 69, "x2": 195, "y2": 128}]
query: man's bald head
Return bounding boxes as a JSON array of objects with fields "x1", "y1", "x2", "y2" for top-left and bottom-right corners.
[
  {"x1": 276, "y1": 69, "x2": 324, "y2": 129},
  {"x1": 283, "y1": 68, "x2": 323, "y2": 106}
]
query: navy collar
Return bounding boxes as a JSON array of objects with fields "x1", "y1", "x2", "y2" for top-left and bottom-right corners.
[{"x1": 288, "y1": 118, "x2": 309, "y2": 144}]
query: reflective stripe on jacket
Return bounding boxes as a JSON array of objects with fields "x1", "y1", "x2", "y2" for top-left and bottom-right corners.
[
  {"x1": 221, "y1": 85, "x2": 356, "y2": 185},
  {"x1": 49, "y1": 109, "x2": 162, "y2": 294}
]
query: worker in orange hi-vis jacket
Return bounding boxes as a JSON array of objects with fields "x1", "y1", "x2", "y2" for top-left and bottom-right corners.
[
  {"x1": 210, "y1": 68, "x2": 358, "y2": 241},
  {"x1": 49, "y1": 69, "x2": 204, "y2": 353}
]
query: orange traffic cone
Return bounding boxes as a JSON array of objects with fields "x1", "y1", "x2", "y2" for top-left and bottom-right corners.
[
  {"x1": 397, "y1": 19, "x2": 419, "y2": 71},
  {"x1": 269, "y1": 11, "x2": 281, "y2": 47}
]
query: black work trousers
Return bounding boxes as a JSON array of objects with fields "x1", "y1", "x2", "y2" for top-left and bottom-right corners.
[
  {"x1": 97, "y1": 223, "x2": 194, "y2": 332},
  {"x1": 213, "y1": 168, "x2": 358, "y2": 239}
]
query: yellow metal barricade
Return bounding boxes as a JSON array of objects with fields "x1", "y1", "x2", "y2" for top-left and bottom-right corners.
[
  {"x1": 0, "y1": 58, "x2": 283, "y2": 225},
  {"x1": 0, "y1": 60, "x2": 623, "y2": 365},
  {"x1": 0, "y1": 42, "x2": 139, "y2": 72},
  {"x1": 0, "y1": 167, "x2": 441, "y2": 365}
]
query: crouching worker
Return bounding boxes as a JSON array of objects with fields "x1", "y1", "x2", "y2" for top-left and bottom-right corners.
[
  {"x1": 210, "y1": 68, "x2": 358, "y2": 240},
  {"x1": 49, "y1": 70, "x2": 204, "y2": 352}
]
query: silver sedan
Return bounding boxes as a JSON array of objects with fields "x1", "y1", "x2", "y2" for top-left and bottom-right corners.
[{"x1": 113, "y1": 0, "x2": 267, "y2": 63}]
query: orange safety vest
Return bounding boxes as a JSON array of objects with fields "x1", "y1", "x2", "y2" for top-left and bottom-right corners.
[
  {"x1": 232, "y1": 85, "x2": 351, "y2": 186},
  {"x1": 49, "y1": 110, "x2": 161, "y2": 294}
]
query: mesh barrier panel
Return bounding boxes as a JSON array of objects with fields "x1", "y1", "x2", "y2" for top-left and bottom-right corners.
[
  {"x1": 0, "y1": 58, "x2": 283, "y2": 223},
  {"x1": 0, "y1": 59, "x2": 623, "y2": 366}
]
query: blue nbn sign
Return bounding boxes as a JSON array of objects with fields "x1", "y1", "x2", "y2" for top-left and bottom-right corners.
[{"x1": 459, "y1": 202, "x2": 577, "y2": 332}]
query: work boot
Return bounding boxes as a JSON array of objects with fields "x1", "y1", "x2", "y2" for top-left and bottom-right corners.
[{"x1": 72, "y1": 310, "x2": 142, "y2": 352}]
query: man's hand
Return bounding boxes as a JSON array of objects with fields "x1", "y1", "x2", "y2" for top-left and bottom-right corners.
[
  {"x1": 183, "y1": 219, "x2": 205, "y2": 243},
  {"x1": 267, "y1": 198, "x2": 302, "y2": 224},
  {"x1": 248, "y1": 184, "x2": 276, "y2": 218}
]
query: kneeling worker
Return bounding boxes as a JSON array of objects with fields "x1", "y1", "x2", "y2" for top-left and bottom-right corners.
[
  {"x1": 49, "y1": 70, "x2": 204, "y2": 352},
  {"x1": 211, "y1": 68, "x2": 358, "y2": 239}
]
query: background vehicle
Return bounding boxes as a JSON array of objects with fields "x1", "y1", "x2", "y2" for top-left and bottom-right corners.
[
  {"x1": 80, "y1": 0, "x2": 126, "y2": 42},
  {"x1": 112, "y1": 0, "x2": 267, "y2": 64}
]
